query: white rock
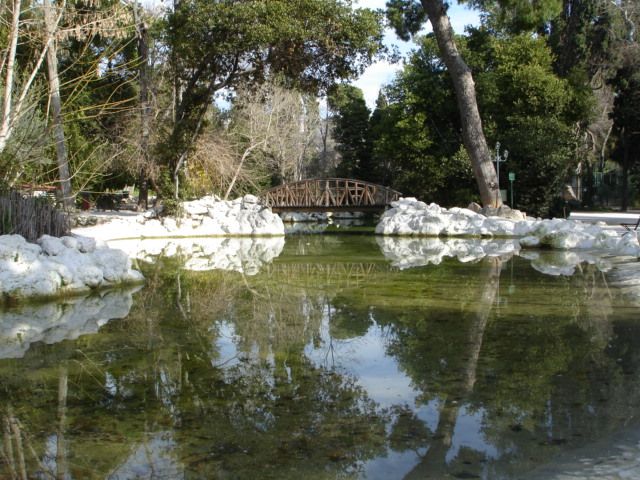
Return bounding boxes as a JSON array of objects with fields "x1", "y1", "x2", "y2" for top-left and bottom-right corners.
[
  {"x1": 242, "y1": 194, "x2": 259, "y2": 205},
  {"x1": 616, "y1": 231, "x2": 640, "y2": 256},
  {"x1": 73, "y1": 195, "x2": 285, "y2": 240},
  {"x1": 182, "y1": 199, "x2": 209, "y2": 216},
  {"x1": 162, "y1": 218, "x2": 178, "y2": 232},
  {"x1": 0, "y1": 235, "x2": 41, "y2": 262},
  {"x1": 74, "y1": 234, "x2": 98, "y2": 253},
  {"x1": 0, "y1": 233, "x2": 144, "y2": 300},
  {"x1": 92, "y1": 248, "x2": 131, "y2": 282},
  {"x1": 376, "y1": 198, "x2": 639, "y2": 259},
  {"x1": 519, "y1": 236, "x2": 541, "y2": 248},
  {"x1": 482, "y1": 217, "x2": 516, "y2": 236},
  {"x1": 38, "y1": 235, "x2": 66, "y2": 256},
  {"x1": 61, "y1": 236, "x2": 79, "y2": 250},
  {"x1": 77, "y1": 265, "x2": 104, "y2": 288}
]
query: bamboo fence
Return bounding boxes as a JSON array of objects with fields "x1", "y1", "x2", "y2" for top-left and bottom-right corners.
[{"x1": 0, "y1": 191, "x2": 69, "y2": 242}]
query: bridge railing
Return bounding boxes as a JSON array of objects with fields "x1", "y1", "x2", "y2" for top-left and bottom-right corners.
[{"x1": 261, "y1": 178, "x2": 401, "y2": 210}]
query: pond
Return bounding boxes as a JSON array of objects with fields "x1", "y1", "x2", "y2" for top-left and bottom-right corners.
[{"x1": 1, "y1": 234, "x2": 640, "y2": 479}]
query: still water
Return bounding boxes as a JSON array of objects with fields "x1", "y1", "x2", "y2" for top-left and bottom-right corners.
[{"x1": 1, "y1": 234, "x2": 640, "y2": 479}]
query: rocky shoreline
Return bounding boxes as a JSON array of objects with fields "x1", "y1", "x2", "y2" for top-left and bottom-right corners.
[
  {"x1": 376, "y1": 198, "x2": 640, "y2": 256},
  {"x1": 2, "y1": 195, "x2": 639, "y2": 301}
]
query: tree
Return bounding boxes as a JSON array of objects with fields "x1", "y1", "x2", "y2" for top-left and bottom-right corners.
[
  {"x1": 188, "y1": 80, "x2": 323, "y2": 199},
  {"x1": 376, "y1": 31, "x2": 588, "y2": 214},
  {"x1": 477, "y1": 33, "x2": 589, "y2": 214},
  {"x1": 0, "y1": 0, "x2": 59, "y2": 157},
  {"x1": 610, "y1": 56, "x2": 640, "y2": 210},
  {"x1": 547, "y1": 0, "x2": 629, "y2": 206},
  {"x1": 44, "y1": 0, "x2": 72, "y2": 209},
  {"x1": 163, "y1": 0, "x2": 384, "y2": 200},
  {"x1": 371, "y1": 41, "x2": 475, "y2": 204},
  {"x1": 369, "y1": 91, "x2": 398, "y2": 184},
  {"x1": 131, "y1": 0, "x2": 152, "y2": 209},
  {"x1": 327, "y1": 85, "x2": 373, "y2": 180},
  {"x1": 1, "y1": 0, "x2": 138, "y2": 202},
  {"x1": 387, "y1": 0, "x2": 502, "y2": 207}
]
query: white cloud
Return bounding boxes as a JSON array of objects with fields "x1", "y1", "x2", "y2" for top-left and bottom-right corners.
[{"x1": 352, "y1": 58, "x2": 403, "y2": 109}]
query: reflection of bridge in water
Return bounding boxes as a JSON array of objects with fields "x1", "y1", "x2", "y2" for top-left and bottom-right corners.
[
  {"x1": 265, "y1": 262, "x2": 393, "y2": 288},
  {"x1": 261, "y1": 178, "x2": 402, "y2": 213}
]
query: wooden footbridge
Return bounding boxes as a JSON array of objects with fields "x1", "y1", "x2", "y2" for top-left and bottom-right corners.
[{"x1": 260, "y1": 178, "x2": 402, "y2": 213}]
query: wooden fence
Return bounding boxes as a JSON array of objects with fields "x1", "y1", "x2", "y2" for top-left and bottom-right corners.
[{"x1": 0, "y1": 191, "x2": 69, "y2": 242}]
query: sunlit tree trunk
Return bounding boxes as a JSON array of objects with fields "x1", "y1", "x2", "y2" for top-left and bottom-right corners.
[
  {"x1": 420, "y1": 0, "x2": 502, "y2": 208},
  {"x1": 44, "y1": 0, "x2": 73, "y2": 209}
]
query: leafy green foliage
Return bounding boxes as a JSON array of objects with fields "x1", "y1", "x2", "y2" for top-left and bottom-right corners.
[
  {"x1": 162, "y1": 0, "x2": 385, "y2": 192},
  {"x1": 360, "y1": 31, "x2": 592, "y2": 214},
  {"x1": 609, "y1": 50, "x2": 640, "y2": 207},
  {"x1": 385, "y1": 0, "x2": 428, "y2": 41},
  {"x1": 328, "y1": 84, "x2": 373, "y2": 179},
  {"x1": 470, "y1": 0, "x2": 563, "y2": 33},
  {"x1": 476, "y1": 34, "x2": 587, "y2": 214}
]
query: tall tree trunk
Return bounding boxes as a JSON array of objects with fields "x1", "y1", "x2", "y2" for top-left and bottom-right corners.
[
  {"x1": 420, "y1": 0, "x2": 501, "y2": 208},
  {"x1": 44, "y1": 0, "x2": 73, "y2": 210},
  {"x1": 133, "y1": 2, "x2": 151, "y2": 209}
]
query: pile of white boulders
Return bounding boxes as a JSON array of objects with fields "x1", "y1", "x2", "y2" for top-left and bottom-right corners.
[
  {"x1": 110, "y1": 237, "x2": 285, "y2": 275},
  {"x1": 0, "y1": 234, "x2": 144, "y2": 300},
  {"x1": 376, "y1": 198, "x2": 640, "y2": 257},
  {"x1": 0, "y1": 287, "x2": 138, "y2": 359},
  {"x1": 0, "y1": 195, "x2": 284, "y2": 301},
  {"x1": 75, "y1": 194, "x2": 284, "y2": 240}
]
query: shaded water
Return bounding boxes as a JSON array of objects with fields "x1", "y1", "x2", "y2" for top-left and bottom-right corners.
[{"x1": 1, "y1": 235, "x2": 640, "y2": 479}]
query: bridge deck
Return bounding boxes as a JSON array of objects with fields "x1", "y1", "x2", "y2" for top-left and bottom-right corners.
[{"x1": 261, "y1": 178, "x2": 401, "y2": 212}]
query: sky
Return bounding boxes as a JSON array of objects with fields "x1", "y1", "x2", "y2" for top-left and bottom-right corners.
[{"x1": 352, "y1": 0, "x2": 481, "y2": 108}]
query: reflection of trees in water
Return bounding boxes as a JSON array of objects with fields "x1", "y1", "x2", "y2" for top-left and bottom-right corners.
[
  {"x1": 0, "y1": 256, "x2": 389, "y2": 478},
  {"x1": 377, "y1": 257, "x2": 640, "y2": 478},
  {"x1": 2, "y1": 241, "x2": 640, "y2": 479},
  {"x1": 396, "y1": 257, "x2": 501, "y2": 479},
  {"x1": 174, "y1": 354, "x2": 386, "y2": 477},
  {"x1": 147, "y1": 249, "x2": 640, "y2": 478}
]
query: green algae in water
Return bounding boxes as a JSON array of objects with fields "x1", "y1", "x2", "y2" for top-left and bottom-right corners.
[{"x1": 1, "y1": 235, "x2": 640, "y2": 479}]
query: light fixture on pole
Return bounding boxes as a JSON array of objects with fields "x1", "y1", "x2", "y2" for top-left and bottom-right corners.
[
  {"x1": 494, "y1": 142, "x2": 508, "y2": 200},
  {"x1": 494, "y1": 142, "x2": 509, "y2": 188}
]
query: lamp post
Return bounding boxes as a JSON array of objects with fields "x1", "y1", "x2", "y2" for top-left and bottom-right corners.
[
  {"x1": 494, "y1": 142, "x2": 509, "y2": 189},
  {"x1": 508, "y1": 171, "x2": 515, "y2": 207},
  {"x1": 494, "y1": 142, "x2": 508, "y2": 201}
]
